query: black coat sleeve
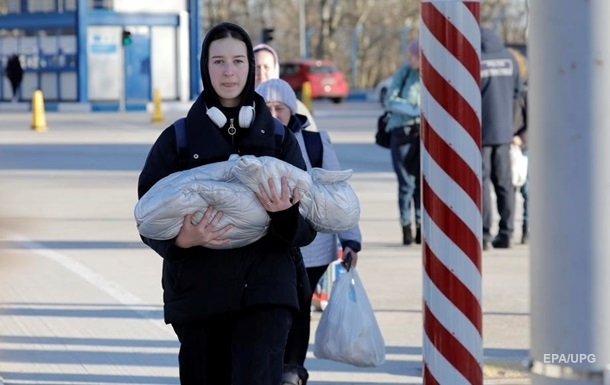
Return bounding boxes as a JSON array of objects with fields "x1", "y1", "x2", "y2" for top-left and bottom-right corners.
[{"x1": 137, "y1": 126, "x2": 195, "y2": 261}]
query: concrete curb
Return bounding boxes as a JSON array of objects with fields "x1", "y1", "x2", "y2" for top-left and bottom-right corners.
[
  {"x1": 484, "y1": 359, "x2": 529, "y2": 379},
  {"x1": 0, "y1": 90, "x2": 380, "y2": 113}
]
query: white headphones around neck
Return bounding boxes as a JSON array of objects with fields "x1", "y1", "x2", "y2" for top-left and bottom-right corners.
[{"x1": 206, "y1": 103, "x2": 256, "y2": 129}]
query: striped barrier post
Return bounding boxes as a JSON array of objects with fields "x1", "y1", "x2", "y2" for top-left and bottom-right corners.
[{"x1": 420, "y1": 1, "x2": 482, "y2": 384}]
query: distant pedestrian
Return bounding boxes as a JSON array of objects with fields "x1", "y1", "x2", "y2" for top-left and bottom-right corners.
[
  {"x1": 256, "y1": 78, "x2": 362, "y2": 385},
  {"x1": 384, "y1": 40, "x2": 422, "y2": 245},
  {"x1": 5, "y1": 54, "x2": 23, "y2": 102},
  {"x1": 254, "y1": 43, "x2": 318, "y2": 131},
  {"x1": 253, "y1": 43, "x2": 280, "y2": 86},
  {"x1": 137, "y1": 22, "x2": 316, "y2": 385},
  {"x1": 509, "y1": 48, "x2": 529, "y2": 244},
  {"x1": 513, "y1": 79, "x2": 529, "y2": 243},
  {"x1": 480, "y1": 28, "x2": 524, "y2": 249}
]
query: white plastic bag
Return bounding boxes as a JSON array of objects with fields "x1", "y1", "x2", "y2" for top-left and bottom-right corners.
[
  {"x1": 510, "y1": 144, "x2": 528, "y2": 187},
  {"x1": 314, "y1": 268, "x2": 385, "y2": 367}
]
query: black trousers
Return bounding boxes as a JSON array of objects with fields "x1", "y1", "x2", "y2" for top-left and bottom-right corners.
[
  {"x1": 172, "y1": 306, "x2": 292, "y2": 385},
  {"x1": 9, "y1": 79, "x2": 21, "y2": 99},
  {"x1": 283, "y1": 264, "x2": 329, "y2": 380},
  {"x1": 482, "y1": 144, "x2": 515, "y2": 240}
]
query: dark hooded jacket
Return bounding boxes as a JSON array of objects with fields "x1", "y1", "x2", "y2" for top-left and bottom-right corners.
[
  {"x1": 5, "y1": 54, "x2": 23, "y2": 86},
  {"x1": 513, "y1": 79, "x2": 528, "y2": 150},
  {"x1": 481, "y1": 28, "x2": 523, "y2": 146},
  {"x1": 137, "y1": 22, "x2": 316, "y2": 325}
]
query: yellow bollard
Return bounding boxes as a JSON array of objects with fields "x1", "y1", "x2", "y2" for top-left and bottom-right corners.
[
  {"x1": 301, "y1": 81, "x2": 313, "y2": 113},
  {"x1": 151, "y1": 88, "x2": 164, "y2": 123},
  {"x1": 31, "y1": 90, "x2": 47, "y2": 132}
]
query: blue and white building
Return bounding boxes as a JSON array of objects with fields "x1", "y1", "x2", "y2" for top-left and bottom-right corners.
[{"x1": 0, "y1": 0, "x2": 202, "y2": 110}]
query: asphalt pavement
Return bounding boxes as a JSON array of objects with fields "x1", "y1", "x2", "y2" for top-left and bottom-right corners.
[{"x1": 0, "y1": 101, "x2": 531, "y2": 385}]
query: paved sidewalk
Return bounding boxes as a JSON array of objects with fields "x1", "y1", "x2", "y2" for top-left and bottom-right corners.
[{"x1": 0, "y1": 107, "x2": 531, "y2": 384}]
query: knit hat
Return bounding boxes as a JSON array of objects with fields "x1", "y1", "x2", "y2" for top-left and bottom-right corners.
[
  {"x1": 253, "y1": 43, "x2": 280, "y2": 79},
  {"x1": 255, "y1": 78, "x2": 298, "y2": 115}
]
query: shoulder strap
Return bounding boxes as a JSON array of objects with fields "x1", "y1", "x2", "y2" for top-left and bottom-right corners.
[
  {"x1": 399, "y1": 68, "x2": 410, "y2": 91},
  {"x1": 301, "y1": 130, "x2": 323, "y2": 168},
  {"x1": 273, "y1": 118, "x2": 286, "y2": 157},
  {"x1": 173, "y1": 117, "x2": 189, "y2": 170}
]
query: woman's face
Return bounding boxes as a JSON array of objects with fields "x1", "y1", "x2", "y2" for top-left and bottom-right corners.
[
  {"x1": 208, "y1": 37, "x2": 249, "y2": 107},
  {"x1": 254, "y1": 50, "x2": 277, "y2": 86},
  {"x1": 407, "y1": 52, "x2": 420, "y2": 70},
  {"x1": 266, "y1": 101, "x2": 291, "y2": 126}
]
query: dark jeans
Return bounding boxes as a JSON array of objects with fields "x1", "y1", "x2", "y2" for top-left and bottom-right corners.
[
  {"x1": 390, "y1": 128, "x2": 421, "y2": 227},
  {"x1": 9, "y1": 79, "x2": 21, "y2": 99},
  {"x1": 482, "y1": 144, "x2": 515, "y2": 240},
  {"x1": 172, "y1": 306, "x2": 292, "y2": 385},
  {"x1": 283, "y1": 264, "x2": 329, "y2": 381}
]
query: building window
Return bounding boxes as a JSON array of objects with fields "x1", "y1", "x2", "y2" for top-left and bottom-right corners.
[
  {"x1": 89, "y1": 0, "x2": 114, "y2": 10},
  {"x1": 63, "y1": 0, "x2": 77, "y2": 11},
  {"x1": 0, "y1": 0, "x2": 22, "y2": 14},
  {"x1": 28, "y1": 0, "x2": 57, "y2": 13},
  {"x1": 0, "y1": 0, "x2": 77, "y2": 14}
]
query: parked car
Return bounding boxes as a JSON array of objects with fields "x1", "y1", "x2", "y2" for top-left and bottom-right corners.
[
  {"x1": 279, "y1": 59, "x2": 349, "y2": 104},
  {"x1": 374, "y1": 76, "x2": 393, "y2": 105}
]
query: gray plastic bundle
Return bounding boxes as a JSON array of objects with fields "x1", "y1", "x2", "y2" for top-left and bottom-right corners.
[{"x1": 134, "y1": 155, "x2": 361, "y2": 249}]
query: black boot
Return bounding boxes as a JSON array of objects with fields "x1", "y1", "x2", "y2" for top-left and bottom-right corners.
[
  {"x1": 483, "y1": 240, "x2": 490, "y2": 251},
  {"x1": 521, "y1": 223, "x2": 529, "y2": 244},
  {"x1": 483, "y1": 234, "x2": 491, "y2": 251},
  {"x1": 282, "y1": 371, "x2": 305, "y2": 385},
  {"x1": 283, "y1": 364, "x2": 308, "y2": 385},
  {"x1": 492, "y1": 234, "x2": 511, "y2": 249},
  {"x1": 402, "y1": 224, "x2": 413, "y2": 245},
  {"x1": 415, "y1": 224, "x2": 422, "y2": 244}
]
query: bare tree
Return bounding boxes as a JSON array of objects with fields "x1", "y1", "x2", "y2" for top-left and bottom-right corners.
[
  {"x1": 200, "y1": 0, "x2": 528, "y2": 88},
  {"x1": 481, "y1": 0, "x2": 527, "y2": 43}
]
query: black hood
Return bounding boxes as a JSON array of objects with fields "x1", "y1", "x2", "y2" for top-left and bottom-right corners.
[
  {"x1": 288, "y1": 113, "x2": 310, "y2": 133},
  {"x1": 199, "y1": 22, "x2": 256, "y2": 111},
  {"x1": 481, "y1": 27, "x2": 505, "y2": 54}
]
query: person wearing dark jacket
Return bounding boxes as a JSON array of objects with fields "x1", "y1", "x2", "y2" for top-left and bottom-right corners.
[
  {"x1": 384, "y1": 40, "x2": 422, "y2": 246},
  {"x1": 513, "y1": 77, "x2": 529, "y2": 244},
  {"x1": 256, "y1": 78, "x2": 363, "y2": 385},
  {"x1": 137, "y1": 22, "x2": 317, "y2": 385},
  {"x1": 480, "y1": 27, "x2": 524, "y2": 249},
  {"x1": 5, "y1": 54, "x2": 23, "y2": 102}
]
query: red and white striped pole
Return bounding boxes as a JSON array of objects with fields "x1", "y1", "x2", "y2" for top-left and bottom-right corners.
[{"x1": 420, "y1": 1, "x2": 482, "y2": 384}]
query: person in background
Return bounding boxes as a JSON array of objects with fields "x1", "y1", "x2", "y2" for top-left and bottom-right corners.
[
  {"x1": 5, "y1": 54, "x2": 23, "y2": 102},
  {"x1": 254, "y1": 43, "x2": 318, "y2": 131},
  {"x1": 253, "y1": 43, "x2": 280, "y2": 85},
  {"x1": 384, "y1": 40, "x2": 422, "y2": 246},
  {"x1": 256, "y1": 78, "x2": 362, "y2": 385},
  {"x1": 480, "y1": 28, "x2": 524, "y2": 250},
  {"x1": 137, "y1": 22, "x2": 317, "y2": 385},
  {"x1": 513, "y1": 79, "x2": 528, "y2": 244},
  {"x1": 509, "y1": 47, "x2": 529, "y2": 244}
]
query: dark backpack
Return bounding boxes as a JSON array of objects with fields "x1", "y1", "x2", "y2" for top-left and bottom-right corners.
[
  {"x1": 174, "y1": 117, "x2": 324, "y2": 170},
  {"x1": 301, "y1": 130, "x2": 323, "y2": 168}
]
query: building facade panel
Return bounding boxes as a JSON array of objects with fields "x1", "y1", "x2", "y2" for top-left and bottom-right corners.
[
  {"x1": 0, "y1": 0, "x2": 198, "y2": 105},
  {"x1": 87, "y1": 25, "x2": 121, "y2": 100},
  {"x1": 40, "y1": 71, "x2": 58, "y2": 99},
  {"x1": 59, "y1": 71, "x2": 77, "y2": 99},
  {"x1": 114, "y1": 0, "x2": 186, "y2": 13},
  {"x1": 151, "y1": 25, "x2": 177, "y2": 100}
]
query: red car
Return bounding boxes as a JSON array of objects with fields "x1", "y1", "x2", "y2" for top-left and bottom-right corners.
[{"x1": 279, "y1": 59, "x2": 349, "y2": 103}]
